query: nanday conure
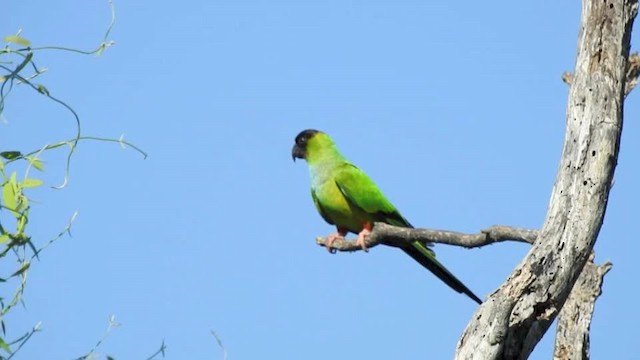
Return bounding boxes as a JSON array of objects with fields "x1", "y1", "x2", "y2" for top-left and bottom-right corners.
[{"x1": 292, "y1": 129, "x2": 482, "y2": 304}]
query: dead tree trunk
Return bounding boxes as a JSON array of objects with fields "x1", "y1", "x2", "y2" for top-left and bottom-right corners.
[
  {"x1": 454, "y1": 0, "x2": 637, "y2": 359},
  {"x1": 553, "y1": 253, "x2": 612, "y2": 360}
]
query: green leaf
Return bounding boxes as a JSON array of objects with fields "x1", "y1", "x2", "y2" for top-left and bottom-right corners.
[
  {"x1": 0, "y1": 336, "x2": 11, "y2": 353},
  {"x1": 0, "y1": 151, "x2": 21, "y2": 160},
  {"x1": 4, "y1": 35, "x2": 30, "y2": 47},
  {"x1": 21, "y1": 178, "x2": 43, "y2": 188},
  {"x1": 12, "y1": 52, "x2": 33, "y2": 75},
  {"x1": 36, "y1": 84, "x2": 49, "y2": 96},
  {"x1": 26, "y1": 156, "x2": 44, "y2": 171},
  {"x1": 15, "y1": 194, "x2": 27, "y2": 215},
  {"x1": 26, "y1": 237, "x2": 37, "y2": 258},
  {"x1": 16, "y1": 212, "x2": 28, "y2": 233},
  {"x1": 0, "y1": 234, "x2": 8, "y2": 244},
  {"x1": 11, "y1": 261, "x2": 30, "y2": 278},
  {"x1": 2, "y1": 174, "x2": 17, "y2": 213}
]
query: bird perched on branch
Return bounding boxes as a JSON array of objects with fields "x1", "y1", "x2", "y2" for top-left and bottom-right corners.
[{"x1": 292, "y1": 129, "x2": 482, "y2": 304}]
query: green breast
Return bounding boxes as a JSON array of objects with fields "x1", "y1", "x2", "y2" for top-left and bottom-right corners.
[{"x1": 314, "y1": 179, "x2": 372, "y2": 234}]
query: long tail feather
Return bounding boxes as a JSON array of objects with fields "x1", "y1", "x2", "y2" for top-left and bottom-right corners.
[{"x1": 400, "y1": 242, "x2": 482, "y2": 304}]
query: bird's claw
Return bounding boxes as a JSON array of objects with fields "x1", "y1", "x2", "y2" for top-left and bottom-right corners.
[
  {"x1": 325, "y1": 233, "x2": 344, "y2": 254},
  {"x1": 326, "y1": 229, "x2": 370, "y2": 253},
  {"x1": 356, "y1": 238, "x2": 369, "y2": 252},
  {"x1": 356, "y1": 228, "x2": 371, "y2": 252}
]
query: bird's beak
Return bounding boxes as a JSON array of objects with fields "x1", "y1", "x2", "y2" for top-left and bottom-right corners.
[{"x1": 291, "y1": 144, "x2": 305, "y2": 162}]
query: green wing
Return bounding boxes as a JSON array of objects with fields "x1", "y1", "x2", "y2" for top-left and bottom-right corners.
[
  {"x1": 335, "y1": 165, "x2": 481, "y2": 303},
  {"x1": 329, "y1": 163, "x2": 482, "y2": 303},
  {"x1": 333, "y1": 163, "x2": 412, "y2": 228}
]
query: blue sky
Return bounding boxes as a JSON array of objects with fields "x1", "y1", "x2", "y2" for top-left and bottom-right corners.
[{"x1": 2, "y1": 1, "x2": 638, "y2": 359}]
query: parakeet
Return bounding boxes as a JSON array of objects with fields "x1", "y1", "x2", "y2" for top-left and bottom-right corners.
[{"x1": 292, "y1": 129, "x2": 482, "y2": 304}]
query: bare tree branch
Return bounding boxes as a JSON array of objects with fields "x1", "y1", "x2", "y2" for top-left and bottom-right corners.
[
  {"x1": 313, "y1": 218, "x2": 611, "y2": 360},
  {"x1": 315, "y1": 223, "x2": 537, "y2": 252},
  {"x1": 553, "y1": 253, "x2": 612, "y2": 360},
  {"x1": 455, "y1": 0, "x2": 636, "y2": 358}
]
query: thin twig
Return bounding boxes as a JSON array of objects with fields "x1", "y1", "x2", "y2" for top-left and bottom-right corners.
[{"x1": 211, "y1": 331, "x2": 228, "y2": 360}]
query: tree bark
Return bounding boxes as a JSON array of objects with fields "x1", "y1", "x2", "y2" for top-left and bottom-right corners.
[
  {"x1": 454, "y1": 0, "x2": 637, "y2": 359},
  {"x1": 553, "y1": 253, "x2": 612, "y2": 360}
]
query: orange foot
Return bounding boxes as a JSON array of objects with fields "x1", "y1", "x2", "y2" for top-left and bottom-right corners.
[
  {"x1": 356, "y1": 228, "x2": 371, "y2": 252},
  {"x1": 326, "y1": 232, "x2": 345, "y2": 253}
]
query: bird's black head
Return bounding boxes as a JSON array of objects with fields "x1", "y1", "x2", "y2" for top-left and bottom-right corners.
[{"x1": 291, "y1": 129, "x2": 320, "y2": 161}]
